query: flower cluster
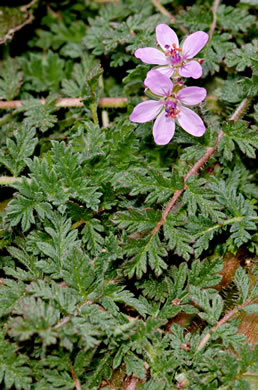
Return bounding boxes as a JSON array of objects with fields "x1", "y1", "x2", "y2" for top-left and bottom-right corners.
[{"x1": 130, "y1": 24, "x2": 209, "y2": 145}]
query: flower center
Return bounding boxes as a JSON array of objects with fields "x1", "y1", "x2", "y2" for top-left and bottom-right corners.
[
  {"x1": 165, "y1": 100, "x2": 180, "y2": 119},
  {"x1": 165, "y1": 43, "x2": 182, "y2": 65}
]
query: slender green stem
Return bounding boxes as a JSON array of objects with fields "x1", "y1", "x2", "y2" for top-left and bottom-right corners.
[
  {"x1": 196, "y1": 216, "x2": 258, "y2": 236},
  {"x1": 0, "y1": 110, "x2": 18, "y2": 126},
  {"x1": 89, "y1": 102, "x2": 99, "y2": 125}
]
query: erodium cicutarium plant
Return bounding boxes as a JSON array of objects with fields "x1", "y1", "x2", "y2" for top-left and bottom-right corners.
[
  {"x1": 130, "y1": 24, "x2": 208, "y2": 145},
  {"x1": 0, "y1": 2, "x2": 257, "y2": 389}
]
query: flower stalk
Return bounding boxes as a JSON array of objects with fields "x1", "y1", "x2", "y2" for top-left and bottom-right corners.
[
  {"x1": 149, "y1": 96, "x2": 251, "y2": 241},
  {"x1": 209, "y1": 0, "x2": 221, "y2": 40}
]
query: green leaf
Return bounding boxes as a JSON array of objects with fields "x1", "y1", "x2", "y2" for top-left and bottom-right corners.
[
  {"x1": 190, "y1": 286, "x2": 223, "y2": 325},
  {"x1": 210, "y1": 178, "x2": 257, "y2": 247},
  {"x1": 239, "y1": 75, "x2": 258, "y2": 97},
  {"x1": 0, "y1": 124, "x2": 38, "y2": 176},
  {"x1": 136, "y1": 276, "x2": 172, "y2": 303},
  {"x1": 241, "y1": 304, "x2": 258, "y2": 314},
  {"x1": 7, "y1": 245, "x2": 39, "y2": 278},
  {"x1": 5, "y1": 178, "x2": 52, "y2": 232},
  {"x1": 0, "y1": 279, "x2": 25, "y2": 316},
  {"x1": 158, "y1": 304, "x2": 182, "y2": 320},
  {"x1": 189, "y1": 258, "x2": 223, "y2": 288},
  {"x1": 187, "y1": 216, "x2": 222, "y2": 258},
  {"x1": 50, "y1": 141, "x2": 102, "y2": 210},
  {"x1": 213, "y1": 323, "x2": 246, "y2": 352},
  {"x1": 38, "y1": 369, "x2": 74, "y2": 389},
  {"x1": 170, "y1": 262, "x2": 189, "y2": 296},
  {"x1": 101, "y1": 284, "x2": 147, "y2": 317},
  {"x1": 20, "y1": 51, "x2": 65, "y2": 92},
  {"x1": 0, "y1": 330, "x2": 31, "y2": 389},
  {"x1": 0, "y1": 57, "x2": 23, "y2": 99},
  {"x1": 124, "y1": 352, "x2": 146, "y2": 379},
  {"x1": 225, "y1": 41, "x2": 257, "y2": 72},
  {"x1": 163, "y1": 214, "x2": 194, "y2": 260},
  {"x1": 26, "y1": 280, "x2": 78, "y2": 314},
  {"x1": 177, "y1": 4, "x2": 211, "y2": 31},
  {"x1": 19, "y1": 96, "x2": 58, "y2": 133},
  {"x1": 113, "y1": 208, "x2": 160, "y2": 234},
  {"x1": 216, "y1": 78, "x2": 245, "y2": 104},
  {"x1": 118, "y1": 168, "x2": 183, "y2": 205},
  {"x1": 36, "y1": 212, "x2": 79, "y2": 268},
  {"x1": 234, "y1": 267, "x2": 250, "y2": 302},
  {"x1": 85, "y1": 352, "x2": 112, "y2": 388},
  {"x1": 71, "y1": 121, "x2": 106, "y2": 161},
  {"x1": 8, "y1": 297, "x2": 59, "y2": 345},
  {"x1": 203, "y1": 33, "x2": 236, "y2": 76},
  {"x1": 34, "y1": 19, "x2": 86, "y2": 51},
  {"x1": 217, "y1": 5, "x2": 256, "y2": 33},
  {"x1": 82, "y1": 217, "x2": 104, "y2": 255},
  {"x1": 61, "y1": 247, "x2": 95, "y2": 297},
  {"x1": 221, "y1": 121, "x2": 258, "y2": 159},
  {"x1": 184, "y1": 176, "x2": 225, "y2": 222},
  {"x1": 123, "y1": 64, "x2": 149, "y2": 95},
  {"x1": 123, "y1": 235, "x2": 167, "y2": 278},
  {"x1": 61, "y1": 63, "x2": 88, "y2": 98}
]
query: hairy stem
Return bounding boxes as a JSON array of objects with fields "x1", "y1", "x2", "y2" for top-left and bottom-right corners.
[
  {"x1": 0, "y1": 176, "x2": 30, "y2": 185},
  {"x1": 209, "y1": 0, "x2": 221, "y2": 40},
  {"x1": 196, "y1": 298, "x2": 252, "y2": 351},
  {"x1": 152, "y1": 0, "x2": 188, "y2": 34},
  {"x1": 150, "y1": 97, "x2": 251, "y2": 242},
  {"x1": 90, "y1": 102, "x2": 99, "y2": 125},
  {"x1": 0, "y1": 97, "x2": 129, "y2": 110}
]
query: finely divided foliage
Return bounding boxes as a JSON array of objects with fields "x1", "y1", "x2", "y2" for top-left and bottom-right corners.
[{"x1": 0, "y1": 0, "x2": 257, "y2": 389}]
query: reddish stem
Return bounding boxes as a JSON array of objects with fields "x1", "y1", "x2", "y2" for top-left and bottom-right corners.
[
  {"x1": 152, "y1": 0, "x2": 188, "y2": 34},
  {"x1": 150, "y1": 97, "x2": 251, "y2": 242},
  {"x1": 197, "y1": 298, "x2": 252, "y2": 351},
  {"x1": 0, "y1": 97, "x2": 129, "y2": 109},
  {"x1": 70, "y1": 365, "x2": 82, "y2": 390},
  {"x1": 209, "y1": 0, "x2": 221, "y2": 40}
]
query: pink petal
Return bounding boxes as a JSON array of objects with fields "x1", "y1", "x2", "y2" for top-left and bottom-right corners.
[
  {"x1": 134, "y1": 48, "x2": 168, "y2": 65},
  {"x1": 155, "y1": 66, "x2": 174, "y2": 78},
  {"x1": 177, "y1": 87, "x2": 206, "y2": 105},
  {"x1": 156, "y1": 24, "x2": 179, "y2": 51},
  {"x1": 177, "y1": 106, "x2": 206, "y2": 137},
  {"x1": 182, "y1": 31, "x2": 209, "y2": 59},
  {"x1": 144, "y1": 70, "x2": 173, "y2": 97},
  {"x1": 130, "y1": 100, "x2": 164, "y2": 123},
  {"x1": 153, "y1": 111, "x2": 175, "y2": 145},
  {"x1": 179, "y1": 61, "x2": 202, "y2": 79}
]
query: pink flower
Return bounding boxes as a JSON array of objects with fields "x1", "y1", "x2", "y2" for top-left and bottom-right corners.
[
  {"x1": 134, "y1": 24, "x2": 208, "y2": 79},
  {"x1": 129, "y1": 70, "x2": 206, "y2": 145}
]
